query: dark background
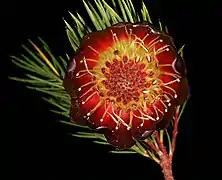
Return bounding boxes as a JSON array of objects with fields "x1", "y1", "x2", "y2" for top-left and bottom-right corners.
[{"x1": 3, "y1": 0, "x2": 219, "y2": 179}]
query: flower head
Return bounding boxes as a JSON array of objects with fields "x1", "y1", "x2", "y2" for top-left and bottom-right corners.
[{"x1": 63, "y1": 22, "x2": 189, "y2": 149}]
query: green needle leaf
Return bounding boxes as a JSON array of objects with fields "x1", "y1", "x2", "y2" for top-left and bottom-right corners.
[
  {"x1": 83, "y1": 0, "x2": 103, "y2": 30},
  {"x1": 60, "y1": 120, "x2": 91, "y2": 129},
  {"x1": 127, "y1": 0, "x2": 137, "y2": 21},
  {"x1": 121, "y1": 0, "x2": 134, "y2": 23},
  {"x1": 51, "y1": 110, "x2": 69, "y2": 118},
  {"x1": 43, "y1": 97, "x2": 68, "y2": 112},
  {"x1": 178, "y1": 44, "x2": 186, "y2": 58},
  {"x1": 118, "y1": 0, "x2": 128, "y2": 22},
  {"x1": 76, "y1": 12, "x2": 92, "y2": 32},
  {"x1": 94, "y1": 0, "x2": 111, "y2": 27},
  {"x1": 178, "y1": 99, "x2": 188, "y2": 120},
  {"x1": 69, "y1": 12, "x2": 85, "y2": 38},
  {"x1": 102, "y1": 0, "x2": 123, "y2": 23},
  {"x1": 141, "y1": 1, "x2": 152, "y2": 23},
  {"x1": 109, "y1": 150, "x2": 137, "y2": 154},
  {"x1": 27, "y1": 86, "x2": 68, "y2": 99},
  {"x1": 64, "y1": 19, "x2": 80, "y2": 51},
  {"x1": 130, "y1": 145, "x2": 150, "y2": 158},
  {"x1": 165, "y1": 130, "x2": 172, "y2": 154},
  {"x1": 93, "y1": 141, "x2": 110, "y2": 145},
  {"x1": 158, "y1": 19, "x2": 163, "y2": 31},
  {"x1": 159, "y1": 130, "x2": 164, "y2": 143},
  {"x1": 165, "y1": 25, "x2": 169, "y2": 34},
  {"x1": 37, "y1": 37, "x2": 66, "y2": 78}
]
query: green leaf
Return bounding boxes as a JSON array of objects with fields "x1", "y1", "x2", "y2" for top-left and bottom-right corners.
[
  {"x1": 58, "y1": 56, "x2": 68, "y2": 72},
  {"x1": 165, "y1": 130, "x2": 172, "y2": 154},
  {"x1": 130, "y1": 145, "x2": 148, "y2": 157},
  {"x1": 109, "y1": 150, "x2": 137, "y2": 154},
  {"x1": 178, "y1": 44, "x2": 185, "y2": 58},
  {"x1": 19, "y1": 54, "x2": 57, "y2": 79},
  {"x1": 22, "y1": 45, "x2": 55, "y2": 78},
  {"x1": 127, "y1": 0, "x2": 137, "y2": 21},
  {"x1": 93, "y1": 140, "x2": 109, "y2": 145},
  {"x1": 9, "y1": 77, "x2": 45, "y2": 85},
  {"x1": 71, "y1": 131, "x2": 106, "y2": 140},
  {"x1": 51, "y1": 110, "x2": 69, "y2": 117},
  {"x1": 43, "y1": 97, "x2": 68, "y2": 112},
  {"x1": 158, "y1": 19, "x2": 163, "y2": 31},
  {"x1": 27, "y1": 86, "x2": 68, "y2": 99},
  {"x1": 72, "y1": 134, "x2": 98, "y2": 139},
  {"x1": 76, "y1": 132, "x2": 106, "y2": 140},
  {"x1": 64, "y1": 19, "x2": 80, "y2": 51},
  {"x1": 26, "y1": 74, "x2": 62, "y2": 88},
  {"x1": 37, "y1": 38, "x2": 66, "y2": 78},
  {"x1": 120, "y1": 0, "x2": 134, "y2": 23},
  {"x1": 60, "y1": 120, "x2": 91, "y2": 129},
  {"x1": 159, "y1": 130, "x2": 164, "y2": 142},
  {"x1": 94, "y1": 0, "x2": 111, "y2": 27},
  {"x1": 165, "y1": 25, "x2": 169, "y2": 34},
  {"x1": 118, "y1": 0, "x2": 128, "y2": 22},
  {"x1": 102, "y1": 0, "x2": 123, "y2": 23},
  {"x1": 69, "y1": 12, "x2": 85, "y2": 38},
  {"x1": 66, "y1": 29, "x2": 79, "y2": 51},
  {"x1": 178, "y1": 99, "x2": 188, "y2": 120},
  {"x1": 149, "y1": 134, "x2": 158, "y2": 147},
  {"x1": 83, "y1": 0, "x2": 103, "y2": 30},
  {"x1": 76, "y1": 12, "x2": 92, "y2": 32},
  {"x1": 141, "y1": 1, "x2": 152, "y2": 23},
  {"x1": 11, "y1": 58, "x2": 41, "y2": 75}
]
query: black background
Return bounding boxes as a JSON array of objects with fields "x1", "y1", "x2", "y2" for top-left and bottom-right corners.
[{"x1": 3, "y1": 0, "x2": 219, "y2": 179}]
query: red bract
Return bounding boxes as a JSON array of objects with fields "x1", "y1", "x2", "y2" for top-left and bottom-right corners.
[{"x1": 63, "y1": 22, "x2": 189, "y2": 149}]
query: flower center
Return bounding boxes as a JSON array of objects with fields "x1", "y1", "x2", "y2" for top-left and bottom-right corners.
[
  {"x1": 101, "y1": 57, "x2": 148, "y2": 104},
  {"x1": 94, "y1": 40, "x2": 161, "y2": 111}
]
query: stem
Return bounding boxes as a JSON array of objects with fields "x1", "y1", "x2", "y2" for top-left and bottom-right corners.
[
  {"x1": 159, "y1": 153, "x2": 174, "y2": 180},
  {"x1": 153, "y1": 131, "x2": 174, "y2": 180},
  {"x1": 145, "y1": 101, "x2": 188, "y2": 179},
  {"x1": 153, "y1": 131, "x2": 167, "y2": 154},
  {"x1": 145, "y1": 139, "x2": 160, "y2": 153},
  {"x1": 170, "y1": 106, "x2": 180, "y2": 161}
]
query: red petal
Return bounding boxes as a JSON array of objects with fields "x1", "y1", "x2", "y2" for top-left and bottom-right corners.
[
  {"x1": 156, "y1": 47, "x2": 177, "y2": 65},
  {"x1": 176, "y1": 77, "x2": 190, "y2": 105},
  {"x1": 74, "y1": 74, "x2": 95, "y2": 88},
  {"x1": 151, "y1": 33, "x2": 174, "y2": 51},
  {"x1": 156, "y1": 102, "x2": 176, "y2": 129},
  {"x1": 78, "y1": 91, "x2": 100, "y2": 115},
  {"x1": 159, "y1": 66, "x2": 177, "y2": 74},
  {"x1": 108, "y1": 23, "x2": 129, "y2": 41},
  {"x1": 129, "y1": 24, "x2": 151, "y2": 39},
  {"x1": 70, "y1": 98, "x2": 88, "y2": 126},
  {"x1": 81, "y1": 30, "x2": 113, "y2": 53},
  {"x1": 131, "y1": 109, "x2": 157, "y2": 139},
  {"x1": 63, "y1": 74, "x2": 76, "y2": 99},
  {"x1": 104, "y1": 124, "x2": 135, "y2": 149},
  {"x1": 89, "y1": 103, "x2": 116, "y2": 130}
]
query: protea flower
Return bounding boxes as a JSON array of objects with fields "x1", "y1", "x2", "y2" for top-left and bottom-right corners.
[
  {"x1": 10, "y1": 0, "x2": 190, "y2": 179},
  {"x1": 63, "y1": 22, "x2": 189, "y2": 149}
]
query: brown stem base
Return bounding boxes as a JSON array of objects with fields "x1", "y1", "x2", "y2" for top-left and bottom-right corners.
[{"x1": 159, "y1": 153, "x2": 174, "y2": 180}]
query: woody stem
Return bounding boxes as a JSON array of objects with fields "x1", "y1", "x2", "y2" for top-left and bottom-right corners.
[
  {"x1": 153, "y1": 131, "x2": 174, "y2": 180},
  {"x1": 159, "y1": 152, "x2": 174, "y2": 180},
  {"x1": 170, "y1": 106, "x2": 180, "y2": 161},
  {"x1": 145, "y1": 133, "x2": 174, "y2": 180}
]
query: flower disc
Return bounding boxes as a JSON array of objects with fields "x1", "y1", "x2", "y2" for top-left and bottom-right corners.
[{"x1": 64, "y1": 22, "x2": 189, "y2": 149}]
